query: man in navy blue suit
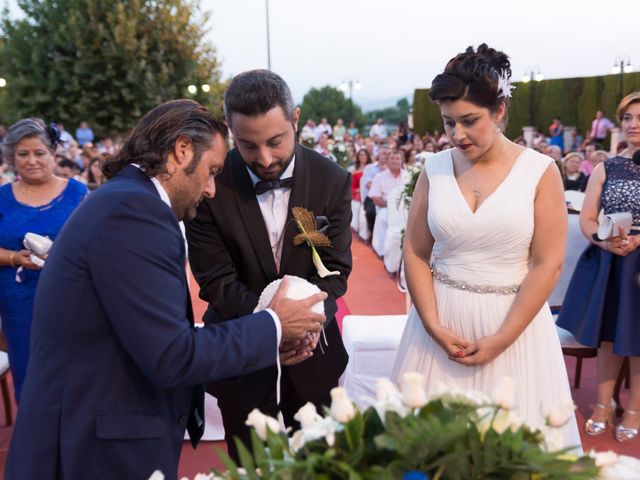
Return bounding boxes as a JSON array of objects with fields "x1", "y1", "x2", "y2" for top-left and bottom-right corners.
[{"x1": 5, "y1": 99, "x2": 327, "y2": 479}]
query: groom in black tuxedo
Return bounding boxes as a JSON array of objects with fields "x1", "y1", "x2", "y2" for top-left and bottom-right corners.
[{"x1": 185, "y1": 70, "x2": 352, "y2": 459}]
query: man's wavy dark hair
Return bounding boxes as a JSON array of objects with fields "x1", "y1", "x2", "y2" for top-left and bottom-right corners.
[{"x1": 103, "y1": 99, "x2": 228, "y2": 179}]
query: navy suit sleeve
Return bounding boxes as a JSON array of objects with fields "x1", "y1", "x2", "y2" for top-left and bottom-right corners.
[{"x1": 87, "y1": 193, "x2": 277, "y2": 387}]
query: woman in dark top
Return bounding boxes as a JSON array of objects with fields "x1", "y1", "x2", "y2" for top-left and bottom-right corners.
[
  {"x1": 562, "y1": 152, "x2": 587, "y2": 191},
  {"x1": 558, "y1": 92, "x2": 640, "y2": 443}
]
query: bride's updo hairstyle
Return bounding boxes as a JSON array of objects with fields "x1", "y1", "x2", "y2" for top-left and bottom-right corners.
[{"x1": 429, "y1": 44, "x2": 512, "y2": 124}]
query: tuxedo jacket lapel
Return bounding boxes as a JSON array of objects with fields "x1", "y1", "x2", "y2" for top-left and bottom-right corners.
[
  {"x1": 280, "y1": 144, "x2": 310, "y2": 274},
  {"x1": 229, "y1": 151, "x2": 279, "y2": 279}
]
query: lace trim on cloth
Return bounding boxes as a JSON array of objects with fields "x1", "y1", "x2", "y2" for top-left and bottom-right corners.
[{"x1": 430, "y1": 264, "x2": 520, "y2": 295}]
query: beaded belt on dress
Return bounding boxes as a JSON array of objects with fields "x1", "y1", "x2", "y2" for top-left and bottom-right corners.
[{"x1": 430, "y1": 264, "x2": 520, "y2": 295}]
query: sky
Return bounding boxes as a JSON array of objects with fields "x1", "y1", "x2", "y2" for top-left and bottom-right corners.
[
  {"x1": 202, "y1": 0, "x2": 640, "y2": 108},
  {"x1": 4, "y1": 0, "x2": 640, "y2": 110}
]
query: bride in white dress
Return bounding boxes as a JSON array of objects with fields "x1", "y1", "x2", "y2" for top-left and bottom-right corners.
[{"x1": 391, "y1": 44, "x2": 581, "y2": 449}]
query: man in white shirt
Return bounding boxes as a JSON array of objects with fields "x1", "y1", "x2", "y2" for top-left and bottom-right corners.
[
  {"x1": 185, "y1": 70, "x2": 352, "y2": 462},
  {"x1": 368, "y1": 151, "x2": 407, "y2": 256},
  {"x1": 369, "y1": 117, "x2": 388, "y2": 139},
  {"x1": 360, "y1": 145, "x2": 390, "y2": 236},
  {"x1": 314, "y1": 117, "x2": 333, "y2": 140}
]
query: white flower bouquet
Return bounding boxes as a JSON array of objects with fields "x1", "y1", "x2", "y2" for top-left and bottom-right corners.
[
  {"x1": 209, "y1": 374, "x2": 639, "y2": 479},
  {"x1": 150, "y1": 374, "x2": 640, "y2": 480}
]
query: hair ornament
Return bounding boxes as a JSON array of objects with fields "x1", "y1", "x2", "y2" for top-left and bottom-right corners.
[
  {"x1": 45, "y1": 122, "x2": 62, "y2": 147},
  {"x1": 496, "y1": 70, "x2": 515, "y2": 99}
]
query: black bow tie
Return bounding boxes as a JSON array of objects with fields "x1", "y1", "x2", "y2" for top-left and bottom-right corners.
[{"x1": 254, "y1": 177, "x2": 295, "y2": 195}]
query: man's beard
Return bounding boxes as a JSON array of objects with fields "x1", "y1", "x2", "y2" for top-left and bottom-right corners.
[{"x1": 249, "y1": 147, "x2": 295, "y2": 181}]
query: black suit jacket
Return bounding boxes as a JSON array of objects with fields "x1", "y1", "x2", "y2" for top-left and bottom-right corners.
[
  {"x1": 6, "y1": 166, "x2": 279, "y2": 480},
  {"x1": 186, "y1": 144, "x2": 352, "y2": 406}
]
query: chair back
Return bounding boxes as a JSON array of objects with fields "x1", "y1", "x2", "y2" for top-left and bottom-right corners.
[
  {"x1": 549, "y1": 213, "x2": 590, "y2": 306},
  {"x1": 386, "y1": 185, "x2": 408, "y2": 235}
]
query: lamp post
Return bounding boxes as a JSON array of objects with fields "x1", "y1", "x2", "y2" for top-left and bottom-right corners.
[
  {"x1": 611, "y1": 56, "x2": 634, "y2": 102},
  {"x1": 265, "y1": 0, "x2": 271, "y2": 70},
  {"x1": 340, "y1": 79, "x2": 361, "y2": 123},
  {"x1": 522, "y1": 68, "x2": 544, "y2": 127},
  {"x1": 187, "y1": 84, "x2": 211, "y2": 95}
]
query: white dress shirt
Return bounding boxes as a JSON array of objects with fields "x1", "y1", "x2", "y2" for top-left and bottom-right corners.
[{"x1": 246, "y1": 156, "x2": 296, "y2": 271}]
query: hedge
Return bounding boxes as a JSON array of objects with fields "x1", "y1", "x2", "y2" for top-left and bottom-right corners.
[{"x1": 413, "y1": 72, "x2": 640, "y2": 139}]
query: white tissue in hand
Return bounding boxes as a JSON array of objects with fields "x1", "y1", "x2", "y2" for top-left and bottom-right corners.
[
  {"x1": 254, "y1": 276, "x2": 324, "y2": 315},
  {"x1": 29, "y1": 255, "x2": 45, "y2": 267},
  {"x1": 23, "y1": 233, "x2": 53, "y2": 256}
]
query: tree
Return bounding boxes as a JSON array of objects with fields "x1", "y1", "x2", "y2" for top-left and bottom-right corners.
[
  {"x1": 366, "y1": 97, "x2": 411, "y2": 127},
  {"x1": 299, "y1": 85, "x2": 367, "y2": 130},
  {"x1": 0, "y1": 0, "x2": 226, "y2": 136}
]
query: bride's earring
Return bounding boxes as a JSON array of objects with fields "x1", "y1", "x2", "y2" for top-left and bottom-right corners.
[{"x1": 495, "y1": 125, "x2": 501, "y2": 133}]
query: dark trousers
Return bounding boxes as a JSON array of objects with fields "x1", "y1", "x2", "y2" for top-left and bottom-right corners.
[
  {"x1": 363, "y1": 197, "x2": 377, "y2": 237},
  {"x1": 216, "y1": 369, "x2": 333, "y2": 462}
]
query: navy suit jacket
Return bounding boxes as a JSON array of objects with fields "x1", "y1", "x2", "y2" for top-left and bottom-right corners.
[{"x1": 6, "y1": 166, "x2": 278, "y2": 479}]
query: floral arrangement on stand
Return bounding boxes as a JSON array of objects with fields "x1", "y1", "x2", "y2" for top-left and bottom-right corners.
[
  {"x1": 398, "y1": 163, "x2": 423, "y2": 211},
  {"x1": 328, "y1": 141, "x2": 349, "y2": 169},
  {"x1": 299, "y1": 131, "x2": 316, "y2": 149},
  {"x1": 151, "y1": 373, "x2": 640, "y2": 480}
]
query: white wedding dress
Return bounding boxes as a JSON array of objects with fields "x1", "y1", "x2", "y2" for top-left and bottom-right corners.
[{"x1": 391, "y1": 148, "x2": 582, "y2": 450}]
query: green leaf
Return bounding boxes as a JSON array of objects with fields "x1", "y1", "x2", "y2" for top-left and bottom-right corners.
[{"x1": 235, "y1": 438, "x2": 257, "y2": 480}]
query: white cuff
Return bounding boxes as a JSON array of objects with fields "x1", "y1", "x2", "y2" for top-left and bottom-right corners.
[{"x1": 265, "y1": 308, "x2": 282, "y2": 405}]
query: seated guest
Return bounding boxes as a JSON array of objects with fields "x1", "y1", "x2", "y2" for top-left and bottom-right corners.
[
  {"x1": 369, "y1": 151, "x2": 408, "y2": 256},
  {"x1": 86, "y1": 156, "x2": 106, "y2": 190},
  {"x1": 562, "y1": 152, "x2": 587, "y2": 191},
  {"x1": 361, "y1": 146, "x2": 389, "y2": 238},
  {"x1": 350, "y1": 149, "x2": 372, "y2": 231},
  {"x1": 55, "y1": 157, "x2": 82, "y2": 180}
]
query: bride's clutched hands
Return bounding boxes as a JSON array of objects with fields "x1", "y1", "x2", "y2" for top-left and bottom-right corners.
[
  {"x1": 448, "y1": 334, "x2": 509, "y2": 366},
  {"x1": 430, "y1": 324, "x2": 473, "y2": 358}
]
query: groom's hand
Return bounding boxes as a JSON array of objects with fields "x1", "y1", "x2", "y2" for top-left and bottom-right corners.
[
  {"x1": 279, "y1": 337, "x2": 314, "y2": 365},
  {"x1": 269, "y1": 276, "x2": 328, "y2": 343}
]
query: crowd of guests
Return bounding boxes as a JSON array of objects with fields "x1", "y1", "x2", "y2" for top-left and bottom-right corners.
[{"x1": 299, "y1": 108, "x2": 629, "y2": 274}]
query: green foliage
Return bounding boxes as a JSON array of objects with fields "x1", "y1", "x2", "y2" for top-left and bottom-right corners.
[
  {"x1": 214, "y1": 399, "x2": 598, "y2": 480},
  {"x1": 299, "y1": 85, "x2": 367, "y2": 129},
  {"x1": 366, "y1": 97, "x2": 411, "y2": 126},
  {"x1": 413, "y1": 73, "x2": 640, "y2": 140},
  {"x1": 0, "y1": 0, "x2": 225, "y2": 135},
  {"x1": 412, "y1": 88, "x2": 440, "y2": 136}
]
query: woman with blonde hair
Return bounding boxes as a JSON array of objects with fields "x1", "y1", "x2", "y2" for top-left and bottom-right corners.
[
  {"x1": 561, "y1": 152, "x2": 587, "y2": 191},
  {"x1": 558, "y1": 92, "x2": 640, "y2": 442}
]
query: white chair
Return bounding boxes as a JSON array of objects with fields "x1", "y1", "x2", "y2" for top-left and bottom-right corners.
[
  {"x1": 358, "y1": 202, "x2": 370, "y2": 241},
  {"x1": 549, "y1": 214, "x2": 590, "y2": 306},
  {"x1": 350, "y1": 200, "x2": 361, "y2": 231},
  {"x1": 564, "y1": 190, "x2": 585, "y2": 213},
  {"x1": 551, "y1": 213, "x2": 595, "y2": 388},
  {"x1": 383, "y1": 186, "x2": 408, "y2": 274},
  {"x1": 340, "y1": 314, "x2": 408, "y2": 407},
  {"x1": 0, "y1": 351, "x2": 13, "y2": 426},
  {"x1": 371, "y1": 207, "x2": 388, "y2": 257}
]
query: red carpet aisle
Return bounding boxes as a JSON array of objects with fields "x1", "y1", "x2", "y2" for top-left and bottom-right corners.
[{"x1": 0, "y1": 234, "x2": 635, "y2": 479}]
